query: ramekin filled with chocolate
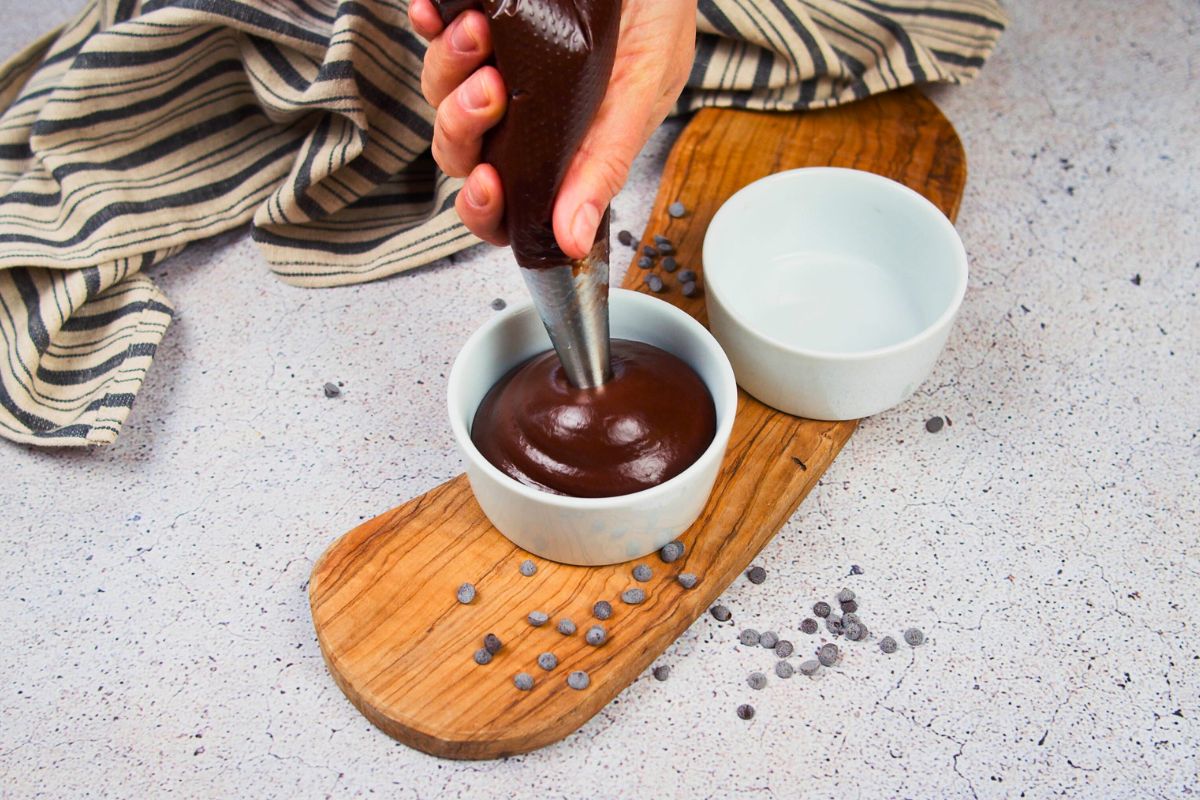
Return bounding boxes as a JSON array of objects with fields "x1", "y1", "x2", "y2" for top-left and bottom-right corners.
[{"x1": 447, "y1": 289, "x2": 737, "y2": 565}]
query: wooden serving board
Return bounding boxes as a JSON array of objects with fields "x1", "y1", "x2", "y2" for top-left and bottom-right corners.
[{"x1": 309, "y1": 87, "x2": 966, "y2": 759}]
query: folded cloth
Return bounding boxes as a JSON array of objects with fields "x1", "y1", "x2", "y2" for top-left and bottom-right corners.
[{"x1": 0, "y1": 0, "x2": 1005, "y2": 446}]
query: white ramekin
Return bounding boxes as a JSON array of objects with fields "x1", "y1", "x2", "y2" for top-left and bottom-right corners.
[
  {"x1": 447, "y1": 289, "x2": 737, "y2": 566},
  {"x1": 703, "y1": 167, "x2": 969, "y2": 421}
]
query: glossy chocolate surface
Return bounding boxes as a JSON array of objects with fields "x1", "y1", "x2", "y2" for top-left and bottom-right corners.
[{"x1": 471, "y1": 340, "x2": 717, "y2": 497}]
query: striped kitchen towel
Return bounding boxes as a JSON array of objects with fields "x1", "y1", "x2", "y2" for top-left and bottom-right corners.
[{"x1": 0, "y1": 0, "x2": 1005, "y2": 446}]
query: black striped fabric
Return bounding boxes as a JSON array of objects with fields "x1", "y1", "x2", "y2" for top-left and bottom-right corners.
[{"x1": 0, "y1": 0, "x2": 1005, "y2": 446}]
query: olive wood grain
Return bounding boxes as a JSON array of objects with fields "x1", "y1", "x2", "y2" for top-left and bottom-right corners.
[{"x1": 309, "y1": 87, "x2": 966, "y2": 759}]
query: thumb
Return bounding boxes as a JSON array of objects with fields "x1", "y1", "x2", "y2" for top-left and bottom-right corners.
[{"x1": 552, "y1": 118, "x2": 644, "y2": 260}]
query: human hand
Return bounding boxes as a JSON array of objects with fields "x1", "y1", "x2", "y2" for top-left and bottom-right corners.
[{"x1": 409, "y1": 0, "x2": 697, "y2": 258}]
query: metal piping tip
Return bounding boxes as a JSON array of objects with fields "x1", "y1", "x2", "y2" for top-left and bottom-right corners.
[{"x1": 520, "y1": 233, "x2": 612, "y2": 389}]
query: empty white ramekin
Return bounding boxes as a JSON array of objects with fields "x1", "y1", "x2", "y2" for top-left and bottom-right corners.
[
  {"x1": 703, "y1": 167, "x2": 969, "y2": 421},
  {"x1": 447, "y1": 289, "x2": 737, "y2": 566}
]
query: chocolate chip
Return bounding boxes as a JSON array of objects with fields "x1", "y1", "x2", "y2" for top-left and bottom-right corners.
[
  {"x1": 710, "y1": 604, "x2": 732, "y2": 622},
  {"x1": 739, "y1": 628, "x2": 761, "y2": 646},
  {"x1": 760, "y1": 631, "x2": 779, "y2": 649},
  {"x1": 644, "y1": 274, "x2": 665, "y2": 293},
  {"x1": 653, "y1": 665, "x2": 671, "y2": 681},
  {"x1": 490, "y1": 298, "x2": 507, "y2": 311},
  {"x1": 617, "y1": 229, "x2": 634, "y2": 247},
  {"x1": 840, "y1": 599, "x2": 858, "y2": 614},
  {"x1": 556, "y1": 618, "x2": 576, "y2": 636},
  {"x1": 323, "y1": 382, "x2": 341, "y2": 398},
  {"x1": 474, "y1": 648, "x2": 493, "y2": 665},
  {"x1": 483, "y1": 633, "x2": 502, "y2": 654},
  {"x1": 800, "y1": 618, "x2": 818, "y2": 635},
  {"x1": 585, "y1": 625, "x2": 607, "y2": 646},
  {"x1": 925, "y1": 416, "x2": 945, "y2": 433},
  {"x1": 519, "y1": 559, "x2": 537, "y2": 577},
  {"x1": 567, "y1": 670, "x2": 590, "y2": 690},
  {"x1": 681, "y1": 281, "x2": 699, "y2": 298},
  {"x1": 456, "y1": 583, "x2": 476, "y2": 604},
  {"x1": 825, "y1": 615, "x2": 844, "y2": 636},
  {"x1": 813, "y1": 601, "x2": 831, "y2": 618},
  {"x1": 537, "y1": 652, "x2": 558, "y2": 671},
  {"x1": 632, "y1": 564, "x2": 653, "y2": 582},
  {"x1": 818, "y1": 643, "x2": 840, "y2": 667},
  {"x1": 642, "y1": 245, "x2": 657, "y2": 258},
  {"x1": 661, "y1": 256, "x2": 678, "y2": 273},
  {"x1": 677, "y1": 573, "x2": 698, "y2": 589},
  {"x1": 656, "y1": 242, "x2": 674, "y2": 256},
  {"x1": 775, "y1": 640, "x2": 794, "y2": 658},
  {"x1": 799, "y1": 659, "x2": 820, "y2": 676},
  {"x1": 850, "y1": 564, "x2": 864, "y2": 575},
  {"x1": 637, "y1": 256, "x2": 653, "y2": 269},
  {"x1": 746, "y1": 565, "x2": 767, "y2": 585},
  {"x1": 527, "y1": 611, "x2": 549, "y2": 627},
  {"x1": 668, "y1": 201, "x2": 687, "y2": 218},
  {"x1": 844, "y1": 621, "x2": 866, "y2": 641},
  {"x1": 653, "y1": 234, "x2": 671, "y2": 246},
  {"x1": 659, "y1": 540, "x2": 685, "y2": 563},
  {"x1": 775, "y1": 660, "x2": 795, "y2": 679},
  {"x1": 593, "y1": 600, "x2": 613, "y2": 620},
  {"x1": 904, "y1": 628, "x2": 925, "y2": 646},
  {"x1": 514, "y1": 672, "x2": 533, "y2": 690},
  {"x1": 678, "y1": 269, "x2": 696, "y2": 283},
  {"x1": 842, "y1": 612, "x2": 861, "y2": 626},
  {"x1": 837, "y1": 588, "x2": 855, "y2": 604},
  {"x1": 747, "y1": 671, "x2": 767, "y2": 690},
  {"x1": 621, "y1": 588, "x2": 646, "y2": 605},
  {"x1": 879, "y1": 636, "x2": 898, "y2": 654}
]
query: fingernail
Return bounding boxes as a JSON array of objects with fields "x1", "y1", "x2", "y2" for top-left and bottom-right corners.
[
  {"x1": 570, "y1": 202, "x2": 601, "y2": 254},
  {"x1": 451, "y1": 17, "x2": 479, "y2": 53},
  {"x1": 462, "y1": 74, "x2": 490, "y2": 110},
  {"x1": 465, "y1": 177, "x2": 488, "y2": 208}
]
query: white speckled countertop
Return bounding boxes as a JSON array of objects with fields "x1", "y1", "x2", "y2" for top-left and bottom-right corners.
[{"x1": 3, "y1": 1, "x2": 1198, "y2": 797}]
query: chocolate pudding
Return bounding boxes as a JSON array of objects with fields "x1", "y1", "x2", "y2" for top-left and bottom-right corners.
[{"x1": 471, "y1": 340, "x2": 716, "y2": 498}]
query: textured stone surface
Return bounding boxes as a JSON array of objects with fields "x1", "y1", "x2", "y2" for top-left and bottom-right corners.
[{"x1": 2, "y1": 1, "x2": 1198, "y2": 797}]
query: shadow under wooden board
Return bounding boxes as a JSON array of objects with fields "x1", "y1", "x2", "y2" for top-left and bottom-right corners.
[{"x1": 309, "y1": 87, "x2": 966, "y2": 760}]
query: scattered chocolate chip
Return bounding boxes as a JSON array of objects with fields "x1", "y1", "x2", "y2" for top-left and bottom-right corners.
[
  {"x1": 837, "y1": 588, "x2": 855, "y2": 604},
  {"x1": 653, "y1": 234, "x2": 671, "y2": 246},
  {"x1": 739, "y1": 629, "x2": 761, "y2": 646},
  {"x1": 1131, "y1": 273, "x2": 1142, "y2": 286},
  {"x1": 632, "y1": 564, "x2": 653, "y2": 582},
  {"x1": 813, "y1": 601, "x2": 831, "y2": 618},
  {"x1": 537, "y1": 652, "x2": 558, "y2": 671},
  {"x1": 656, "y1": 242, "x2": 674, "y2": 256},
  {"x1": 681, "y1": 281, "x2": 699, "y2": 298},
  {"x1": 747, "y1": 672, "x2": 767, "y2": 690},
  {"x1": 456, "y1": 583, "x2": 476, "y2": 604},
  {"x1": 760, "y1": 631, "x2": 780, "y2": 650},
  {"x1": 879, "y1": 636, "x2": 898, "y2": 654},
  {"x1": 775, "y1": 640, "x2": 794, "y2": 658},
  {"x1": 556, "y1": 618, "x2": 576, "y2": 636},
  {"x1": 840, "y1": 599, "x2": 859, "y2": 614},
  {"x1": 925, "y1": 416, "x2": 945, "y2": 433},
  {"x1": 799, "y1": 659, "x2": 820, "y2": 676},
  {"x1": 746, "y1": 565, "x2": 767, "y2": 584},
  {"x1": 844, "y1": 621, "x2": 867, "y2": 641},
  {"x1": 644, "y1": 274, "x2": 665, "y2": 293},
  {"x1": 642, "y1": 245, "x2": 657, "y2": 258},
  {"x1": 661, "y1": 256, "x2": 678, "y2": 272},
  {"x1": 593, "y1": 600, "x2": 613, "y2": 620},
  {"x1": 659, "y1": 540, "x2": 685, "y2": 563},
  {"x1": 617, "y1": 229, "x2": 634, "y2": 247},
  {"x1": 514, "y1": 672, "x2": 534, "y2": 691},
  {"x1": 677, "y1": 573, "x2": 698, "y2": 589},
  {"x1": 323, "y1": 382, "x2": 341, "y2": 398},
  {"x1": 483, "y1": 633, "x2": 502, "y2": 654},
  {"x1": 825, "y1": 615, "x2": 844, "y2": 636},
  {"x1": 519, "y1": 559, "x2": 537, "y2": 577},
  {"x1": 567, "y1": 670, "x2": 590, "y2": 690},
  {"x1": 710, "y1": 604, "x2": 732, "y2": 622},
  {"x1": 904, "y1": 628, "x2": 925, "y2": 647},
  {"x1": 668, "y1": 201, "x2": 687, "y2": 218},
  {"x1": 527, "y1": 611, "x2": 549, "y2": 627},
  {"x1": 842, "y1": 612, "x2": 861, "y2": 626},
  {"x1": 474, "y1": 648, "x2": 493, "y2": 665},
  {"x1": 678, "y1": 269, "x2": 696, "y2": 283},
  {"x1": 653, "y1": 665, "x2": 671, "y2": 681},
  {"x1": 775, "y1": 660, "x2": 795, "y2": 679},
  {"x1": 637, "y1": 256, "x2": 653, "y2": 269},
  {"x1": 818, "y1": 643, "x2": 840, "y2": 667},
  {"x1": 585, "y1": 625, "x2": 607, "y2": 646},
  {"x1": 800, "y1": 618, "x2": 818, "y2": 635},
  {"x1": 621, "y1": 588, "x2": 646, "y2": 605},
  {"x1": 850, "y1": 564, "x2": 864, "y2": 575},
  {"x1": 490, "y1": 298, "x2": 507, "y2": 310}
]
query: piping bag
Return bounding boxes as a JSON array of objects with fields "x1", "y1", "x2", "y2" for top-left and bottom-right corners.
[{"x1": 431, "y1": 0, "x2": 621, "y2": 388}]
